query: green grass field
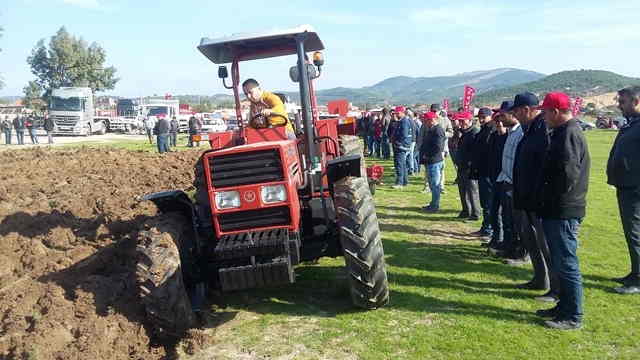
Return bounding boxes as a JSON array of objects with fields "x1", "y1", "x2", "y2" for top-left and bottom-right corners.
[{"x1": 67, "y1": 131, "x2": 638, "y2": 359}]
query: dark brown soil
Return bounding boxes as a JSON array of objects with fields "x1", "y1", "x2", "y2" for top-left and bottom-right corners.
[{"x1": 0, "y1": 147, "x2": 211, "y2": 359}]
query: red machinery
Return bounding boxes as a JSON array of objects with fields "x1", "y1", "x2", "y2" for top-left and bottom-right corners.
[{"x1": 136, "y1": 25, "x2": 389, "y2": 336}]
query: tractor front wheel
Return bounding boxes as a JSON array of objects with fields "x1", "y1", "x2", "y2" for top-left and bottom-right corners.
[
  {"x1": 136, "y1": 212, "x2": 197, "y2": 337},
  {"x1": 334, "y1": 176, "x2": 389, "y2": 309}
]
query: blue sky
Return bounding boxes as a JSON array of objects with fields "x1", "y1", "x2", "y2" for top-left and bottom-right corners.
[{"x1": 1, "y1": 0, "x2": 639, "y2": 97}]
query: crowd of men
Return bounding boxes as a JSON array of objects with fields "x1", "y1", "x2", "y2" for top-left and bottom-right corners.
[
  {"x1": 1, "y1": 112, "x2": 55, "y2": 145},
  {"x1": 359, "y1": 85, "x2": 640, "y2": 330}
]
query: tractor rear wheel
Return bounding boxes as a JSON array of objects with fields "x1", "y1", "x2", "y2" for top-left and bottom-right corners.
[
  {"x1": 339, "y1": 134, "x2": 369, "y2": 184},
  {"x1": 334, "y1": 176, "x2": 389, "y2": 309},
  {"x1": 136, "y1": 212, "x2": 197, "y2": 337}
]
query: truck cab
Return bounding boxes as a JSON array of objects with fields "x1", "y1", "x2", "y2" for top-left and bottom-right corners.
[{"x1": 50, "y1": 87, "x2": 107, "y2": 136}]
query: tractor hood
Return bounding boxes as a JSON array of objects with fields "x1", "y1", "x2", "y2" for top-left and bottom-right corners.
[{"x1": 197, "y1": 25, "x2": 324, "y2": 64}]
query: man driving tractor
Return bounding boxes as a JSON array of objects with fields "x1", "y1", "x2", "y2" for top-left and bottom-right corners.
[{"x1": 242, "y1": 78, "x2": 295, "y2": 137}]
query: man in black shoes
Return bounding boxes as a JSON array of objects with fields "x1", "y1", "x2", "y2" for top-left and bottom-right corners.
[
  {"x1": 471, "y1": 107, "x2": 497, "y2": 238},
  {"x1": 535, "y1": 92, "x2": 590, "y2": 330},
  {"x1": 511, "y1": 92, "x2": 559, "y2": 301},
  {"x1": 455, "y1": 111, "x2": 481, "y2": 220},
  {"x1": 608, "y1": 86, "x2": 640, "y2": 295}
]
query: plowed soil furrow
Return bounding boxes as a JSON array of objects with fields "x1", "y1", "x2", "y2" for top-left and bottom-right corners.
[{"x1": 0, "y1": 147, "x2": 208, "y2": 359}]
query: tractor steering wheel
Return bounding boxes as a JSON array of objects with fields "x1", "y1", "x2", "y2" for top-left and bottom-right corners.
[{"x1": 250, "y1": 113, "x2": 289, "y2": 129}]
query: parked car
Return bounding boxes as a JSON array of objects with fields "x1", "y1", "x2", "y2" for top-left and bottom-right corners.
[{"x1": 575, "y1": 118, "x2": 596, "y2": 131}]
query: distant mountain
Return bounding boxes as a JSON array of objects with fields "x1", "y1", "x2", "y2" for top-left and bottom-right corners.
[
  {"x1": 474, "y1": 70, "x2": 640, "y2": 106},
  {"x1": 306, "y1": 68, "x2": 545, "y2": 106}
]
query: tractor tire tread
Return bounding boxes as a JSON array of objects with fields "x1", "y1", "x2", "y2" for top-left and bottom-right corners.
[
  {"x1": 334, "y1": 176, "x2": 389, "y2": 310},
  {"x1": 135, "y1": 212, "x2": 196, "y2": 337}
]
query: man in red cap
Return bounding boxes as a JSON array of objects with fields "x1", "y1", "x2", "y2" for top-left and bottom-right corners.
[
  {"x1": 420, "y1": 111, "x2": 446, "y2": 211},
  {"x1": 535, "y1": 92, "x2": 590, "y2": 330},
  {"x1": 455, "y1": 111, "x2": 481, "y2": 220}
]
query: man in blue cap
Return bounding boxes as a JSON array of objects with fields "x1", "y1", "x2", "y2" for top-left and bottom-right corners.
[{"x1": 511, "y1": 92, "x2": 559, "y2": 303}]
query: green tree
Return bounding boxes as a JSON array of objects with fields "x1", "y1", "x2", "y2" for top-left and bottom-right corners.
[
  {"x1": 192, "y1": 102, "x2": 214, "y2": 113},
  {"x1": 23, "y1": 81, "x2": 46, "y2": 113},
  {"x1": 26, "y1": 26, "x2": 118, "y2": 95}
]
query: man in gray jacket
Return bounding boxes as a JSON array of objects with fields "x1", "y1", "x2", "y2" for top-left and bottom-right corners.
[{"x1": 608, "y1": 85, "x2": 640, "y2": 294}]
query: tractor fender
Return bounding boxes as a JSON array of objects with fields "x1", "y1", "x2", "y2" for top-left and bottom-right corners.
[
  {"x1": 141, "y1": 190, "x2": 201, "y2": 252},
  {"x1": 326, "y1": 154, "x2": 362, "y2": 192}
]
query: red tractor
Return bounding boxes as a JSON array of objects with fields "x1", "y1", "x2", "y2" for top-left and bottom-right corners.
[{"x1": 136, "y1": 25, "x2": 389, "y2": 336}]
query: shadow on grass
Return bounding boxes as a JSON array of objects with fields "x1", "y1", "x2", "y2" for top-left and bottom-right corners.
[
  {"x1": 221, "y1": 262, "x2": 534, "y2": 324},
  {"x1": 379, "y1": 222, "x2": 482, "y2": 241}
]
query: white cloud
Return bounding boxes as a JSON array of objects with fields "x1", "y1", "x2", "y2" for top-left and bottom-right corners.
[
  {"x1": 409, "y1": 4, "x2": 505, "y2": 27},
  {"x1": 62, "y1": 0, "x2": 102, "y2": 10}
]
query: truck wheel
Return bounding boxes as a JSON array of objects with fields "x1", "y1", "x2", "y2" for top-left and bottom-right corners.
[
  {"x1": 339, "y1": 135, "x2": 368, "y2": 180},
  {"x1": 136, "y1": 212, "x2": 197, "y2": 337},
  {"x1": 334, "y1": 176, "x2": 389, "y2": 309}
]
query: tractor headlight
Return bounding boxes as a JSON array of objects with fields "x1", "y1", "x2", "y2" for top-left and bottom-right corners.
[
  {"x1": 261, "y1": 184, "x2": 287, "y2": 204},
  {"x1": 215, "y1": 190, "x2": 240, "y2": 210}
]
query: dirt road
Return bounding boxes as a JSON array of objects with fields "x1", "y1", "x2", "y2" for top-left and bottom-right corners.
[{"x1": 0, "y1": 147, "x2": 210, "y2": 359}]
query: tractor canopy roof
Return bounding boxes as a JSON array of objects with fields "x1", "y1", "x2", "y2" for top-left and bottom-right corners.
[{"x1": 197, "y1": 25, "x2": 324, "y2": 64}]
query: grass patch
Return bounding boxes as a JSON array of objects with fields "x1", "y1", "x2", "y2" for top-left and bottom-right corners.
[
  {"x1": 59, "y1": 134, "x2": 198, "y2": 152},
  {"x1": 188, "y1": 130, "x2": 638, "y2": 360}
]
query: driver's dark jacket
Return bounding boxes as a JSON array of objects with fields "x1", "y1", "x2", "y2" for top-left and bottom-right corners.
[{"x1": 607, "y1": 116, "x2": 640, "y2": 188}]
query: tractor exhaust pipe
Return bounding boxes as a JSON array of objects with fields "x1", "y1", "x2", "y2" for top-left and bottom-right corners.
[{"x1": 295, "y1": 33, "x2": 317, "y2": 193}]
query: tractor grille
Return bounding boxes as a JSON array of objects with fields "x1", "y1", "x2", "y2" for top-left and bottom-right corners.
[
  {"x1": 218, "y1": 206, "x2": 290, "y2": 232},
  {"x1": 209, "y1": 149, "x2": 284, "y2": 188}
]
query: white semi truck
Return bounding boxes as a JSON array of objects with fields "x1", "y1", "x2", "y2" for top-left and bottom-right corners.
[
  {"x1": 108, "y1": 98, "x2": 144, "y2": 133},
  {"x1": 49, "y1": 87, "x2": 108, "y2": 136},
  {"x1": 138, "y1": 98, "x2": 183, "y2": 131}
]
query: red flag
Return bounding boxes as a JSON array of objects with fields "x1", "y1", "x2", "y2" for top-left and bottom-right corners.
[
  {"x1": 165, "y1": 93, "x2": 172, "y2": 100},
  {"x1": 462, "y1": 85, "x2": 476, "y2": 112},
  {"x1": 572, "y1": 96, "x2": 583, "y2": 117},
  {"x1": 442, "y1": 98, "x2": 449, "y2": 112}
]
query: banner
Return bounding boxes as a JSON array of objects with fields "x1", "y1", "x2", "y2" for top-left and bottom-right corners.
[
  {"x1": 462, "y1": 85, "x2": 476, "y2": 112},
  {"x1": 572, "y1": 96, "x2": 583, "y2": 117},
  {"x1": 442, "y1": 98, "x2": 449, "y2": 113}
]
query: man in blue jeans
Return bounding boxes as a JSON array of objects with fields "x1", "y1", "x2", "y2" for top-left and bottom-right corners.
[
  {"x1": 420, "y1": 111, "x2": 446, "y2": 211},
  {"x1": 154, "y1": 115, "x2": 171, "y2": 154},
  {"x1": 391, "y1": 106, "x2": 412, "y2": 189},
  {"x1": 536, "y1": 92, "x2": 590, "y2": 330}
]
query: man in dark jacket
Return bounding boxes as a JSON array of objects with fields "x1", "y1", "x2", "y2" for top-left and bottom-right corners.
[
  {"x1": 536, "y1": 92, "x2": 590, "y2": 330},
  {"x1": 420, "y1": 111, "x2": 446, "y2": 211},
  {"x1": 1, "y1": 116, "x2": 12, "y2": 145},
  {"x1": 25, "y1": 115, "x2": 39, "y2": 144},
  {"x1": 456, "y1": 111, "x2": 481, "y2": 219},
  {"x1": 380, "y1": 108, "x2": 392, "y2": 159},
  {"x1": 486, "y1": 105, "x2": 509, "y2": 250},
  {"x1": 13, "y1": 115, "x2": 26, "y2": 145},
  {"x1": 154, "y1": 115, "x2": 171, "y2": 153},
  {"x1": 43, "y1": 115, "x2": 55, "y2": 144},
  {"x1": 471, "y1": 107, "x2": 497, "y2": 237},
  {"x1": 188, "y1": 116, "x2": 202, "y2": 147},
  {"x1": 511, "y1": 92, "x2": 558, "y2": 303},
  {"x1": 391, "y1": 106, "x2": 412, "y2": 189},
  {"x1": 169, "y1": 116, "x2": 179, "y2": 148},
  {"x1": 607, "y1": 85, "x2": 640, "y2": 295}
]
